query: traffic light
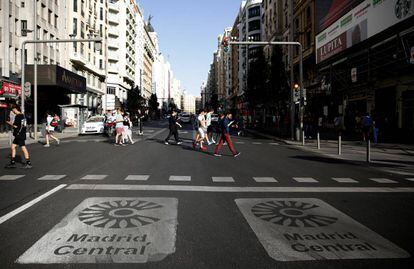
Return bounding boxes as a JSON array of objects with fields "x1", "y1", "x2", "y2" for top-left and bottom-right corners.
[
  {"x1": 293, "y1": 84, "x2": 300, "y2": 104},
  {"x1": 222, "y1": 37, "x2": 230, "y2": 53}
]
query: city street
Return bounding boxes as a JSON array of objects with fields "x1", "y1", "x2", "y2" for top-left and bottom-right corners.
[{"x1": 0, "y1": 120, "x2": 413, "y2": 268}]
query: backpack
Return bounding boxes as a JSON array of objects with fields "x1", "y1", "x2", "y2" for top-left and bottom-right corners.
[{"x1": 50, "y1": 119, "x2": 59, "y2": 127}]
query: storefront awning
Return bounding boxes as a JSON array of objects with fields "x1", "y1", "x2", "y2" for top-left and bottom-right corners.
[
  {"x1": 0, "y1": 81, "x2": 22, "y2": 99},
  {"x1": 25, "y1": 65, "x2": 86, "y2": 94}
]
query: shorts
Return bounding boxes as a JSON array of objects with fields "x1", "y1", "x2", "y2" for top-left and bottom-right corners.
[
  {"x1": 116, "y1": 127, "x2": 124, "y2": 135},
  {"x1": 198, "y1": 128, "x2": 205, "y2": 138},
  {"x1": 13, "y1": 137, "x2": 26, "y2": 147}
]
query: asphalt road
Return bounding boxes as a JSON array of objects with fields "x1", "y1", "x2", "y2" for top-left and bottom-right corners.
[{"x1": 0, "y1": 120, "x2": 413, "y2": 269}]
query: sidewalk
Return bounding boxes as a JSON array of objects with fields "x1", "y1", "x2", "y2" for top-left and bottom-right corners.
[
  {"x1": 0, "y1": 132, "x2": 79, "y2": 150},
  {"x1": 247, "y1": 129, "x2": 414, "y2": 176}
]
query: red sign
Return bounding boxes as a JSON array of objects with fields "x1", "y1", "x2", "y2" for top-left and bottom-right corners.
[
  {"x1": 0, "y1": 103, "x2": 8, "y2": 108},
  {"x1": 0, "y1": 82, "x2": 22, "y2": 99},
  {"x1": 317, "y1": 32, "x2": 347, "y2": 63}
]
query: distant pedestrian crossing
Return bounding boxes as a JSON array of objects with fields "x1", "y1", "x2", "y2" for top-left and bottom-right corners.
[{"x1": 0, "y1": 174, "x2": 408, "y2": 185}]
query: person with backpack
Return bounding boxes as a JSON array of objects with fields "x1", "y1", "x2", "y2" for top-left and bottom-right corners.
[
  {"x1": 44, "y1": 111, "x2": 60, "y2": 147},
  {"x1": 5, "y1": 104, "x2": 32, "y2": 169}
]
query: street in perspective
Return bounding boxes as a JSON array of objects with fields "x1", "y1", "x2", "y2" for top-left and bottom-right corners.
[{"x1": 0, "y1": 0, "x2": 414, "y2": 268}]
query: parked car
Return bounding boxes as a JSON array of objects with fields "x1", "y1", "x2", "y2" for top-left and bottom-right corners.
[
  {"x1": 179, "y1": 113, "x2": 191, "y2": 123},
  {"x1": 80, "y1": 116, "x2": 106, "y2": 135}
]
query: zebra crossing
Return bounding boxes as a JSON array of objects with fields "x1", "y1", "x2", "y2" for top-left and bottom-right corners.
[{"x1": 0, "y1": 174, "x2": 412, "y2": 184}]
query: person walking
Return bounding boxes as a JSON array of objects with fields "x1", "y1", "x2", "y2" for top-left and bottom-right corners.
[
  {"x1": 362, "y1": 112, "x2": 373, "y2": 142},
  {"x1": 205, "y1": 108, "x2": 216, "y2": 145},
  {"x1": 5, "y1": 105, "x2": 32, "y2": 169},
  {"x1": 114, "y1": 108, "x2": 125, "y2": 146},
  {"x1": 44, "y1": 111, "x2": 60, "y2": 147},
  {"x1": 165, "y1": 110, "x2": 182, "y2": 145},
  {"x1": 123, "y1": 112, "x2": 135, "y2": 144},
  {"x1": 137, "y1": 109, "x2": 145, "y2": 135},
  {"x1": 214, "y1": 112, "x2": 241, "y2": 157},
  {"x1": 193, "y1": 110, "x2": 207, "y2": 150}
]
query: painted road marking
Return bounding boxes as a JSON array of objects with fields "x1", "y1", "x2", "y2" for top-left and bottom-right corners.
[
  {"x1": 66, "y1": 184, "x2": 414, "y2": 193},
  {"x1": 252, "y1": 142, "x2": 263, "y2": 145},
  {"x1": 236, "y1": 142, "x2": 245, "y2": 144},
  {"x1": 293, "y1": 177, "x2": 318, "y2": 183},
  {"x1": 17, "y1": 197, "x2": 178, "y2": 264},
  {"x1": 212, "y1": 177, "x2": 235, "y2": 183},
  {"x1": 382, "y1": 170, "x2": 414, "y2": 176},
  {"x1": 81, "y1": 175, "x2": 108, "y2": 180},
  {"x1": 332, "y1": 178, "x2": 358, "y2": 183},
  {"x1": 0, "y1": 175, "x2": 25, "y2": 181},
  {"x1": 169, "y1": 176, "x2": 191, "y2": 182},
  {"x1": 253, "y1": 177, "x2": 278, "y2": 183},
  {"x1": 0, "y1": 184, "x2": 67, "y2": 225},
  {"x1": 369, "y1": 178, "x2": 398, "y2": 184},
  {"x1": 406, "y1": 178, "x2": 414, "y2": 182},
  {"x1": 125, "y1": 175, "x2": 150, "y2": 181},
  {"x1": 38, "y1": 175, "x2": 67, "y2": 181},
  {"x1": 235, "y1": 198, "x2": 410, "y2": 261},
  {"x1": 269, "y1": 143, "x2": 280, "y2": 146}
]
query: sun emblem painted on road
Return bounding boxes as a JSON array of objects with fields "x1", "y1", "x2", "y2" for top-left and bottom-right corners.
[
  {"x1": 251, "y1": 200, "x2": 338, "y2": 228},
  {"x1": 395, "y1": 0, "x2": 412, "y2": 19},
  {"x1": 78, "y1": 199, "x2": 163, "y2": 229}
]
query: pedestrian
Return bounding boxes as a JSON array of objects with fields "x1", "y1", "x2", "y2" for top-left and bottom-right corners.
[
  {"x1": 114, "y1": 108, "x2": 125, "y2": 146},
  {"x1": 5, "y1": 104, "x2": 32, "y2": 169},
  {"x1": 165, "y1": 110, "x2": 182, "y2": 145},
  {"x1": 6, "y1": 106, "x2": 16, "y2": 146},
  {"x1": 193, "y1": 110, "x2": 207, "y2": 151},
  {"x1": 362, "y1": 112, "x2": 373, "y2": 142},
  {"x1": 214, "y1": 112, "x2": 241, "y2": 157},
  {"x1": 44, "y1": 111, "x2": 60, "y2": 147},
  {"x1": 205, "y1": 108, "x2": 216, "y2": 145},
  {"x1": 123, "y1": 112, "x2": 135, "y2": 144},
  {"x1": 137, "y1": 109, "x2": 144, "y2": 135}
]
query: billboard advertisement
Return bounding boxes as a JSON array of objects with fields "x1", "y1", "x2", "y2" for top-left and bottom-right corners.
[
  {"x1": 316, "y1": 0, "x2": 363, "y2": 32},
  {"x1": 316, "y1": 0, "x2": 414, "y2": 64}
]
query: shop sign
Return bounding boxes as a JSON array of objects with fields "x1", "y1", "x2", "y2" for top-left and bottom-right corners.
[
  {"x1": 316, "y1": 0, "x2": 414, "y2": 64},
  {"x1": 0, "y1": 103, "x2": 8, "y2": 108},
  {"x1": 0, "y1": 82, "x2": 22, "y2": 99},
  {"x1": 17, "y1": 197, "x2": 178, "y2": 264},
  {"x1": 236, "y1": 198, "x2": 410, "y2": 261}
]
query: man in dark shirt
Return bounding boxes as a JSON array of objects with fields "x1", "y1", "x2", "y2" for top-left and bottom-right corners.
[
  {"x1": 6, "y1": 104, "x2": 32, "y2": 169},
  {"x1": 214, "y1": 112, "x2": 241, "y2": 157},
  {"x1": 165, "y1": 110, "x2": 182, "y2": 145}
]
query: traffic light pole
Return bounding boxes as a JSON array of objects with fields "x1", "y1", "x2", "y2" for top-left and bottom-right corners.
[{"x1": 228, "y1": 41, "x2": 304, "y2": 141}]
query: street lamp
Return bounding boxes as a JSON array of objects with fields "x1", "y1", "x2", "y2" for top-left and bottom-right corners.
[{"x1": 21, "y1": 37, "x2": 103, "y2": 141}]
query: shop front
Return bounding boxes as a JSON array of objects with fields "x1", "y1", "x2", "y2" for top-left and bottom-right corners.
[{"x1": 0, "y1": 81, "x2": 22, "y2": 133}]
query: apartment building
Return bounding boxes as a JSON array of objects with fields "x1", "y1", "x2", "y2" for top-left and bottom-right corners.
[
  {"x1": 106, "y1": 0, "x2": 137, "y2": 108},
  {"x1": 142, "y1": 21, "x2": 156, "y2": 103}
]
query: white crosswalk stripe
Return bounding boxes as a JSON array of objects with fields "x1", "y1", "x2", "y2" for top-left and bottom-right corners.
[
  {"x1": 252, "y1": 142, "x2": 263, "y2": 145},
  {"x1": 125, "y1": 175, "x2": 150, "y2": 181},
  {"x1": 236, "y1": 142, "x2": 245, "y2": 144},
  {"x1": 269, "y1": 143, "x2": 280, "y2": 145},
  {"x1": 212, "y1": 177, "x2": 235, "y2": 182},
  {"x1": 293, "y1": 177, "x2": 318, "y2": 183},
  {"x1": 253, "y1": 177, "x2": 278, "y2": 183},
  {"x1": 406, "y1": 178, "x2": 414, "y2": 182},
  {"x1": 37, "y1": 175, "x2": 66, "y2": 181},
  {"x1": 0, "y1": 175, "x2": 25, "y2": 181},
  {"x1": 369, "y1": 178, "x2": 398, "y2": 184},
  {"x1": 81, "y1": 175, "x2": 108, "y2": 180},
  {"x1": 169, "y1": 176, "x2": 191, "y2": 182},
  {"x1": 331, "y1": 177, "x2": 358, "y2": 183}
]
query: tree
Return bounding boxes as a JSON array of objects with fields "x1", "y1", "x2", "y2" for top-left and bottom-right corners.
[
  {"x1": 267, "y1": 47, "x2": 290, "y2": 110},
  {"x1": 246, "y1": 49, "x2": 268, "y2": 109},
  {"x1": 127, "y1": 86, "x2": 145, "y2": 113},
  {"x1": 148, "y1": 93, "x2": 160, "y2": 119}
]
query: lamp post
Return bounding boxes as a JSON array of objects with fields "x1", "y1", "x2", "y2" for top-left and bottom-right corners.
[{"x1": 21, "y1": 38, "x2": 103, "y2": 141}]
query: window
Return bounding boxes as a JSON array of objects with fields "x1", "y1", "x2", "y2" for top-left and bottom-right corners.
[
  {"x1": 37, "y1": 26, "x2": 41, "y2": 39},
  {"x1": 248, "y1": 6, "x2": 261, "y2": 18},
  {"x1": 21, "y1": 1, "x2": 25, "y2": 8},
  {"x1": 81, "y1": 21, "x2": 84, "y2": 38},
  {"x1": 100, "y1": 7, "x2": 103, "y2": 20},
  {"x1": 73, "y1": 0, "x2": 78, "y2": 12},
  {"x1": 248, "y1": 20, "x2": 261, "y2": 31},
  {"x1": 21, "y1": 20, "x2": 27, "y2": 36},
  {"x1": 73, "y1": 18, "x2": 77, "y2": 36},
  {"x1": 54, "y1": 15, "x2": 58, "y2": 27},
  {"x1": 48, "y1": 10, "x2": 52, "y2": 24},
  {"x1": 107, "y1": 87, "x2": 116, "y2": 95}
]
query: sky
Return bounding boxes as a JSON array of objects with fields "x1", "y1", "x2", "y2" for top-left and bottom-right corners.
[{"x1": 137, "y1": 0, "x2": 241, "y2": 97}]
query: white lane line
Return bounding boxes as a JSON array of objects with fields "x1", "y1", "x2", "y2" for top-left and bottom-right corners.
[
  {"x1": 169, "y1": 176, "x2": 191, "y2": 182},
  {"x1": 81, "y1": 175, "x2": 107, "y2": 180},
  {"x1": 0, "y1": 184, "x2": 67, "y2": 225},
  {"x1": 252, "y1": 142, "x2": 263, "y2": 145},
  {"x1": 293, "y1": 177, "x2": 318, "y2": 183},
  {"x1": 0, "y1": 175, "x2": 25, "y2": 181},
  {"x1": 269, "y1": 143, "x2": 280, "y2": 146},
  {"x1": 253, "y1": 177, "x2": 278, "y2": 183},
  {"x1": 331, "y1": 177, "x2": 358, "y2": 183},
  {"x1": 66, "y1": 184, "x2": 414, "y2": 193},
  {"x1": 37, "y1": 175, "x2": 67, "y2": 181},
  {"x1": 236, "y1": 142, "x2": 245, "y2": 144},
  {"x1": 146, "y1": 128, "x2": 167, "y2": 140},
  {"x1": 406, "y1": 178, "x2": 414, "y2": 182},
  {"x1": 212, "y1": 177, "x2": 235, "y2": 183},
  {"x1": 125, "y1": 175, "x2": 150, "y2": 181},
  {"x1": 382, "y1": 170, "x2": 414, "y2": 176},
  {"x1": 369, "y1": 178, "x2": 398, "y2": 184}
]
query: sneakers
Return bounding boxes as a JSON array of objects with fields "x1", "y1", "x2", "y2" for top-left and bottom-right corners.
[
  {"x1": 165, "y1": 141, "x2": 170, "y2": 145},
  {"x1": 44, "y1": 144, "x2": 50, "y2": 148},
  {"x1": 57, "y1": 139, "x2": 60, "y2": 145},
  {"x1": 214, "y1": 153, "x2": 222, "y2": 157},
  {"x1": 200, "y1": 146, "x2": 207, "y2": 151},
  {"x1": 5, "y1": 162, "x2": 17, "y2": 169},
  {"x1": 22, "y1": 163, "x2": 32, "y2": 169},
  {"x1": 177, "y1": 141, "x2": 183, "y2": 145},
  {"x1": 233, "y1": 152, "x2": 241, "y2": 158}
]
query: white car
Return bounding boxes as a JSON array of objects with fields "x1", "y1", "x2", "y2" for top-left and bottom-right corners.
[
  {"x1": 179, "y1": 113, "x2": 191, "y2": 123},
  {"x1": 80, "y1": 116, "x2": 105, "y2": 135}
]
